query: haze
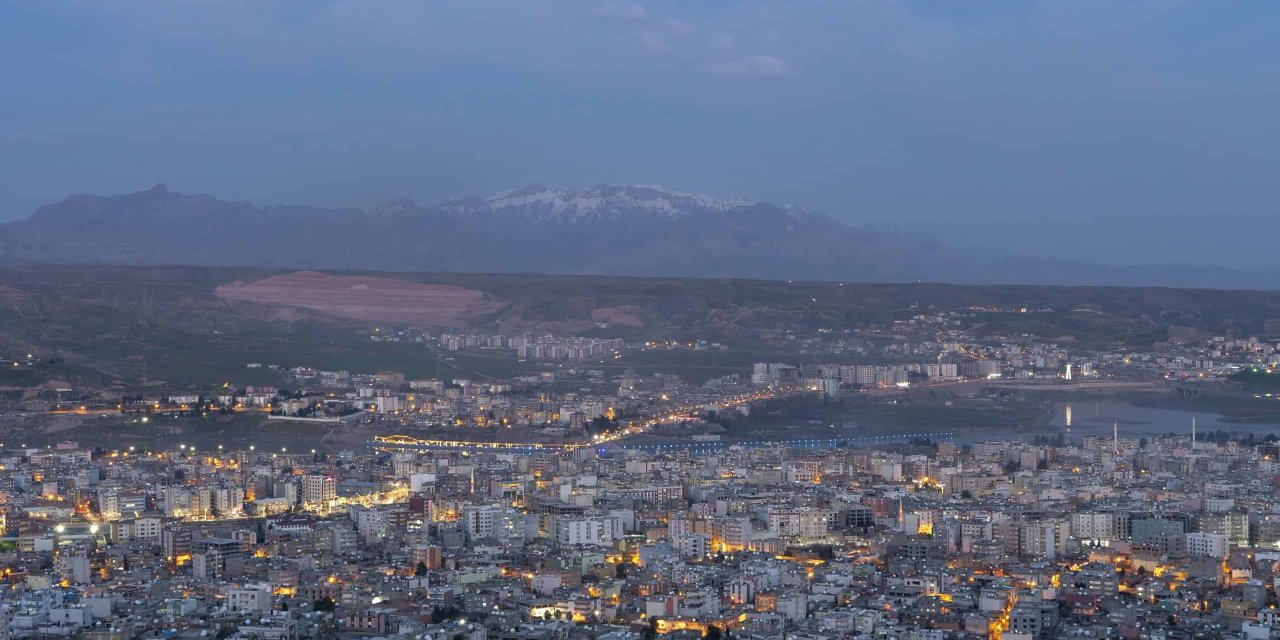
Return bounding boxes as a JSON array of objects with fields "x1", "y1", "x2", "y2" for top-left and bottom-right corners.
[{"x1": 2, "y1": 1, "x2": 1278, "y2": 269}]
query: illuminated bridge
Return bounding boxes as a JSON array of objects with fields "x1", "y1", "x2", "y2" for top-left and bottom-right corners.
[
  {"x1": 370, "y1": 432, "x2": 954, "y2": 455},
  {"x1": 620, "y1": 432, "x2": 955, "y2": 454},
  {"x1": 370, "y1": 435, "x2": 585, "y2": 452}
]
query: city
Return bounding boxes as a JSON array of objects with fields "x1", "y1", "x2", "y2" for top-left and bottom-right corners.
[
  {"x1": 3, "y1": 314, "x2": 1280, "y2": 639},
  {"x1": 0, "y1": 396, "x2": 1277, "y2": 639},
  {"x1": 5, "y1": 2, "x2": 1280, "y2": 638}
]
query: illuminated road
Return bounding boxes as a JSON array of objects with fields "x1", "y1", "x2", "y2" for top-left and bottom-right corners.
[
  {"x1": 368, "y1": 389, "x2": 955, "y2": 454},
  {"x1": 48, "y1": 404, "x2": 273, "y2": 416},
  {"x1": 621, "y1": 432, "x2": 956, "y2": 453},
  {"x1": 370, "y1": 389, "x2": 787, "y2": 453}
]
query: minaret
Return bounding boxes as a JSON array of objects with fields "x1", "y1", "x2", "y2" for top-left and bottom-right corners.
[
  {"x1": 1191, "y1": 416, "x2": 1196, "y2": 450},
  {"x1": 1113, "y1": 420, "x2": 1119, "y2": 455}
]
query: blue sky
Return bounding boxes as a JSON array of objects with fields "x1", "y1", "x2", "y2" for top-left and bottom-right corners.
[{"x1": 2, "y1": 1, "x2": 1279, "y2": 268}]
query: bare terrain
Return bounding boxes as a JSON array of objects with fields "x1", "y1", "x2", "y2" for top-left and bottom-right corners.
[
  {"x1": 3, "y1": 264, "x2": 1280, "y2": 391},
  {"x1": 215, "y1": 271, "x2": 505, "y2": 327}
]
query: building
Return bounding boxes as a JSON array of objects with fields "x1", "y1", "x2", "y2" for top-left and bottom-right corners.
[
  {"x1": 768, "y1": 508, "x2": 830, "y2": 539},
  {"x1": 225, "y1": 583, "x2": 272, "y2": 613},
  {"x1": 1186, "y1": 532, "x2": 1228, "y2": 558},
  {"x1": 556, "y1": 517, "x2": 612, "y2": 547},
  {"x1": 302, "y1": 475, "x2": 336, "y2": 507}
]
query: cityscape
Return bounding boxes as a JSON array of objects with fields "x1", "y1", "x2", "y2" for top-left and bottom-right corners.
[
  {"x1": 4, "y1": 302, "x2": 1280, "y2": 639},
  {"x1": 6, "y1": 2, "x2": 1280, "y2": 639}
]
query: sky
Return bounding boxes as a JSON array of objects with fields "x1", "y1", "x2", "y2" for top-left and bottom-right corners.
[{"x1": 2, "y1": 0, "x2": 1279, "y2": 268}]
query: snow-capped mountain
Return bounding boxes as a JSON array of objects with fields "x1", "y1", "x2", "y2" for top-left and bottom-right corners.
[
  {"x1": 5, "y1": 183, "x2": 1274, "y2": 288},
  {"x1": 439, "y1": 184, "x2": 758, "y2": 222}
]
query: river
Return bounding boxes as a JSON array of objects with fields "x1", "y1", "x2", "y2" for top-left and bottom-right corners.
[{"x1": 1046, "y1": 400, "x2": 1280, "y2": 439}]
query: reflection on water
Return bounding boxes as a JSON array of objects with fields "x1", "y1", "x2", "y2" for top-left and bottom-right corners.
[{"x1": 1052, "y1": 401, "x2": 1278, "y2": 436}]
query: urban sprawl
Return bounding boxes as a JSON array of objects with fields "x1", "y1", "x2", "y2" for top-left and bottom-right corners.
[{"x1": 3, "y1": 324, "x2": 1280, "y2": 640}]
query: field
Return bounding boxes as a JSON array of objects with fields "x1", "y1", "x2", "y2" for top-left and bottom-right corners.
[{"x1": 5, "y1": 264, "x2": 1280, "y2": 391}]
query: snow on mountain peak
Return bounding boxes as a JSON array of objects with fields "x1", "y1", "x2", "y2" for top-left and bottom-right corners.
[{"x1": 445, "y1": 184, "x2": 760, "y2": 222}]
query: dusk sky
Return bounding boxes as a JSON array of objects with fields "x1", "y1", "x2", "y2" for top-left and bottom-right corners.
[{"x1": 3, "y1": 1, "x2": 1279, "y2": 268}]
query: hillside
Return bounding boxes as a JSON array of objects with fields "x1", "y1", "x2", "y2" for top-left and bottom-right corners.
[
  {"x1": 3, "y1": 264, "x2": 1280, "y2": 388},
  {"x1": 4, "y1": 184, "x2": 1279, "y2": 289}
]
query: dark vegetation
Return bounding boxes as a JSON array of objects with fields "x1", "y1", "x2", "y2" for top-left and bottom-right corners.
[{"x1": 3, "y1": 264, "x2": 1280, "y2": 388}]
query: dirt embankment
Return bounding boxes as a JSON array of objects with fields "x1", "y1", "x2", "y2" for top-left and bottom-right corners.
[
  {"x1": 591, "y1": 305, "x2": 645, "y2": 328},
  {"x1": 215, "y1": 271, "x2": 506, "y2": 327}
]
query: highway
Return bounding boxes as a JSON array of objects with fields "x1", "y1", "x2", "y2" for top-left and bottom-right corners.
[{"x1": 370, "y1": 389, "x2": 789, "y2": 453}]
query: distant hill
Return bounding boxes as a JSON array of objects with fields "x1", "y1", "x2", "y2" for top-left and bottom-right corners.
[
  {"x1": 4, "y1": 264, "x2": 1280, "y2": 386},
  {"x1": 2, "y1": 183, "x2": 1277, "y2": 289}
]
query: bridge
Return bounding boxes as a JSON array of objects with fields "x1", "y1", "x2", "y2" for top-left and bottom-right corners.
[
  {"x1": 370, "y1": 432, "x2": 954, "y2": 455},
  {"x1": 620, "y1": 432, "x2": 955, "y2": 454},
  {"x1": 370, "y1": 435, "x2": 585, "y2": 452}
]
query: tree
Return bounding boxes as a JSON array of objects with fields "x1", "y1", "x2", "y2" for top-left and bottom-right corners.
[
  {"x1": 705, "y1": 625, "x2": 722, "y2": 640},
  {"x1": 415, "y1": 561, "x2": 429, "y2": 577},
  {"x1": 642, "y1": 618, "x2": 659, "y2": 640},
  {"x1": 431, "y1": 605, "x2": 461, "y2": 623},
  {"x1": 313, "y1": 597, "x2": 336, "y2": 612},
  {"x1": 590, "y1": 415, "x2": 612, "y2": 432}
]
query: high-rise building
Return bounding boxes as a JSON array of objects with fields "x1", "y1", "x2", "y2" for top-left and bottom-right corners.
[{"x1": 302, "y1": 475, "x2": 336, "y2": 507}]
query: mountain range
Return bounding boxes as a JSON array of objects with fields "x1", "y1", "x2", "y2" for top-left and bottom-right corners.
[{"x1": 1, "y1": 183, "x2": 1275, "y2": 289}]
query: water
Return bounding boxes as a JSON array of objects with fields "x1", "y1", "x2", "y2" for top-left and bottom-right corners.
[{"x1": 1048, "y1": 401, "x2": 1280, "y2": 438}]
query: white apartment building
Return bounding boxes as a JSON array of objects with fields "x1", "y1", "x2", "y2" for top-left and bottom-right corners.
[
  {"x1": 225, "y1": 583, "x2": 272, "y2": 613},
  {"x1": 768, "y1": 508, "x2": 831, "y2": 539},
  {"x1": 555, "y1": 517, "x2": 613, "y2": 547},
  {"x1": 1187, "y1": 532, "x2": 1229, "y2": 558},
  {"x1": 302, "y1": 475, "x2": 336, "y2": 506}
]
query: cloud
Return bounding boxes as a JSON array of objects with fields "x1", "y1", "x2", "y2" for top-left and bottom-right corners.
[
  {"x1": 632, "y1": 19, "x2": 697, "y2": 54},
  {"x1": 593, "y1": 4, "x2": 697, "y2": 55},
  {"x1": 702, "y1": 55, "x2": 790, "y2": 77},
  {"x1": 711, "y1": 33, "x2": 736, "y2": 54},
  {"x1": 593, "y1": 4, "x2": 653, "y2": 21},
  {"x1": 659, "y1": 19, "x2": 696, "y2": 37},
  {"x1": 635, "y1": 26, "x2": 670, "y2": 54}
]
